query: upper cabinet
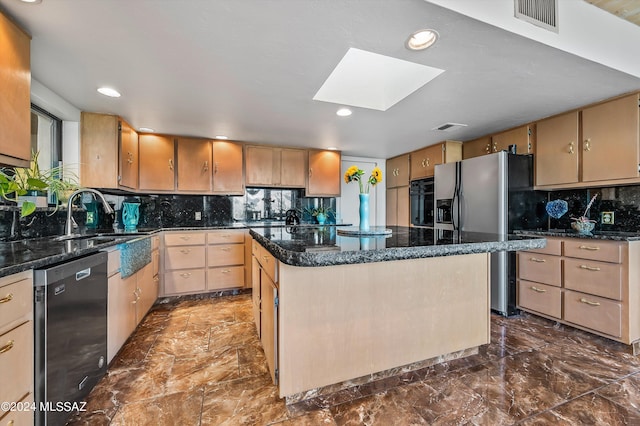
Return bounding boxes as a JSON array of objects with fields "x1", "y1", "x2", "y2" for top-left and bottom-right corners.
[
  {"x1": 410, "y1": 141, "x2": 462, "y2": 180},
  {"x1": 0, "y1": 11, "x2": 30, "y2": 167},
  {"x1": 81, "y1": 112, "x2": 139, "y2": 190},
  {"x1": 535, "y1": 93, "x2": 639, "y2": 188},
  {"x1": 462, "y1": 137, "x2": 491, "y2": 160},
  {"x1": 139, "y1": 134, "x2": 175, "y2": 191},
  {"x1": 535, "y1": 111, "x2": 579, "y2": 186},
  {"x1": 307, "y1": 149, "x2": 341, "y2": 196},
  {"x1": 491, "y1": 124, "x2": 534, "y2": 155},
  {"x1": 386, "y1": 154, "x2": 410, "y2": 188},
  {"x1": 176, "y1": 137, "x2": 211, "y2": 192},
  {"x1": 245, "y1": 145, "x2": 306, "y2": 188},
  {"x1": 212, "y1": 141, "x2": 244, "y2": 194}
]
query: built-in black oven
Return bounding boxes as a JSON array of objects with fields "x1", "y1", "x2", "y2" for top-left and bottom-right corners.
[{"x1": 410, "y1": 177, "x2": 434, "y2": 227}]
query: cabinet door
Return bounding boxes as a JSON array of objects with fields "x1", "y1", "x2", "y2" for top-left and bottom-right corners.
[
  {"x1": 582, "y1": 94, "x2": 639, "y2": 182},
  {"x1": 260, "y1": 270, "x2": 278, "y2": 384},
  {"x1": 213, "y1": 141, "x2": 244, "y2": 193},
  {"x1": 410, "y1": 144, "x2": 441, "y2": 180},
  {"x1": 245, "y1": 145, "x2": 276, "y2": 186},
  {"x1": 386, "y1": 154, "x2": 410, "y2": 188},
  {"x1": 107, "y1": 273, "x2": 137, "y2": 363},
  {"x1": 280, "y1": 148, "x2": 306, "y2": 187},
  {"x1": 397, "y1": 185, "x2": 410, "y2": 227},
  {"x1": 491, "y1": 125, "x2": 532, "y2": 155},
  {"x1": 80, "y1": 112, "x2": 119, "y2": 188},
  {"x1": 0, "y1": 11, "x2": 30, "y2": 166},
  {"x1": 307, "y1": 150, "x2": 341, "y2": 196},
  {"x1": 463, "y1": 137, "x2": 491, "y2": 159},
  {"x1": 252, "y1": 256, "x2": 261, "y2": 336},
  {"x1": 535, "y1": 111, "x2": 579, "y2": 186},
  {"x1": 177, "y1": 138, "x2": 212, "y2": 192},
  {"x1": 386, "y1": 188, "x2": 397, "y2": 226},
  {"x1": 137, "y1": 263, "x2": 156, "y2": 323},
  {"x1": 139, "y1": 134, "x2": 175, "y2": 191},
  {"x1": 119, "y1": 121, "x2": 139, "y2": 189}
]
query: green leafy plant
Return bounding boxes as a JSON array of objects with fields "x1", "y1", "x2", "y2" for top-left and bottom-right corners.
[{"x1": 305, "y1": 206, "x2": 333, "y2": 217}]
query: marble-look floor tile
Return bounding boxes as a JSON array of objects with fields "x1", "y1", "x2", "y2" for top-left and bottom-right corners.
[
  {"x1": 166, "y1": 346, "x2": 240, "y2": 393},
  {"x1": 149, "y1": 327, "x2": 211, "y2": 356},
  {"x1": 540, "y1": 393, "x2": 640, "y2": 425},
  {"x1": 209, "y1": 321, "x2": 260, "y2": 351},
  {"x1": 596, "y1": 371, "x2": 640, "y2": 412},
  {"x1": 273, "y1": 409, "x2": 337, "y2": 425},
  {"x1": 238, "y1": 341, "x2": 270, "y2": 378},
  {"x1": 109, "y1": 331, "x2": 158, "y2": 368},
  {"x1": 110, "y1": 389, "x2": 204, "y2": 426}
]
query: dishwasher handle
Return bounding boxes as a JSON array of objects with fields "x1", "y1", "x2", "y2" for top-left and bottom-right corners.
[{"x1": 76, "y1": 268, "x2": 92, "y2": 281}]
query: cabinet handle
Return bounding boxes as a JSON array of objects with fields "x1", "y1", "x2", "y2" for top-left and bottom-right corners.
[
  {"x1": 180, "y1": 248, "x2": 191, "y2": 254},
  {"x1": 127, "y1": 152, "x2": 133, "y2": 164},
  {"x1": 530, "y1": 286, "x2": 546, "y2": 293},
  {"x1": 169, "y1": 159, "x2": 174, "y2": 170},
  {"x1": 584, "y1": 138, "x2": 591, "y2": 152},
  {"x1": 154, "y1": 276, "x2": 159, "y2": 282},
  {"x1": 579, "y1": 264, "x2": 601, "y2": 272},
  {"x1": 262, "y1": 255, "x2": 269, "y2": 263},
  {"x1": 580, "y1": 297, "x2": 600, "y2": 307},
  {"x1": 203, "y1": 161, "x2": 209, "y2": 172},
  {"x1": 568, "y1": 141, "x2": 574, "y2": 154},
  {"x1": 180, "y1": 236, "x2": 190, "y2": 241},
  {"x1": 0, "y1": 340, "x2": 14, "y2": 354},
  {"x1": 485, "y1": 143, "x2": 491, "y2": 153},
  {"x1": 529, "y1": 257, "x2": 546, "y2": 263},
  {"x1": 578, "y1": 245, "x2": 600, "y2": 251},
  {"x1": 220, "y1": 247, "x2": 231, "y2": 252},
  {"x1": 309, "y1": 168, "x2": 313, "y2": 177},
  {"x1": 222, "y1": 269, "x2": 231, "y2": 273},
  {"x1": 221, "y1": 234, "x2": 230, "y2": 238},
  {"x1": 214, "y1": 162, "x2": 218, "y2": 174},
  {"x1": 0, "y1": 293, "x2": 13, "y2": 304},
  {"x1": 132, "y1": 299, "x2": 137, "y2": 305},
  {"x1": 492, "y1": 141, "x2": 498, "y2": 152},
  {"x1": 180, "y1": 272, "x2": 192, "y2": 278}
]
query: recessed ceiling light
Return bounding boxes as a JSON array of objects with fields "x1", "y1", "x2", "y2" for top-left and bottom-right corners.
[
  {"x1": 327, "y1": 146, "x2": 338, "y2": 151},
  {"x1": 20, "y1": 0, "x2": 42, "y2": 4},
  {"x1": 139, "y1": 127, "x2": 154, "y2": 133},
  {"x1": 97, "y1": 87, "x2": 121, "y2": 98},
  {"x1": 336, "y1": 108, "x2": 352, "y2": 117},
  {"x1": 406, "y1": 29, "x2": 439, "y2": 51},
  {"x1": 215, "y1": 135, "x2": 229, "y2": 140}
]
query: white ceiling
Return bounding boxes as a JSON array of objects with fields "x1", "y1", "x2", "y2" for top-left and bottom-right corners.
[{"x1": 1, "y1": 0, "x2": 639, "y2": 159}]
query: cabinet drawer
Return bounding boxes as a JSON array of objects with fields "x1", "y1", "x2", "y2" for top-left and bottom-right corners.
[
  {"x1": 517, "y1": 280, "x2": 562, "y2": 319},
  {"x1": 0, "y1": 321, "x2": 33, "y2": 411},
  {"x1": 207, "y1": 266, "x2": 244, "y2": 290},
  {"x1": 0, "y1": 394, "x2": 34, "y2": 426},
  {"x1": 564, "y1": 290, "x2": 622, "y2": 337},
  {"x1": 164, "y1": 232, "x2": 206, "y2": 246},
  {"x1": 208, "y1": 231, "x2": 245, "y2": 245},
  {"x1": 524, "y1": 238, "x2": 562, "y2": 256},
  {"x1": 563, "y1": 240, "x2": 623, "y2": 263},
  {"x1": 0, "y1": 277, "x2": 32, "y2": 333},
  {"x1": 208, "y1": 244, "x2": 244, "y2": 267},
  {"x1": 164, "y1": 269, "x2": 206, "y2": 294},
  {"x1": 564, "y1": 258, "x2": 622, "y2": 300},
  {"x1": 518, "y1": 253, "x2": 561, "y2": 287},
  {"x1": 164, "y1": 246, "x2": 206, "y2": 270}
]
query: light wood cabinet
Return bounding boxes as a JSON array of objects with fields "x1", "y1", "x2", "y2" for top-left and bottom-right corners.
[
  {"x1": 517, "y1": 237, "x2": 640, "y2": 351},
  {"x1": 535, "y1": 111, "x2": 579, "y2": 186},
  {"x1": 462, "y1": 137, "x2": 491, "y2": 160},
  {"x1": 81, "y1": 113, "x2": 139, "y2": 189},
  {"x1": 139, "y1": 134, "x2": 175, "y2": 191},
  {"x1": 207, "y1": 230, "x2": 246, "y2": 290},
  {"x1": 307, "y1": 149, "x2": 341, "y2": 196},
  {"x1": 491, "y1": 124, "x2": 534, "y2": 155},
  {"x1": 245, "y1": 145, "x2": 307, "y2": 188},
  {"x1": 581, "y1": 93, "x2": 639, "y2": 183},
  {"x1": 0, "y1": 11, "x2": 30, "y2": 167},
  {"x1": 386, "y1": 186, "x2": 409, "y2": 227},
  {"x1": 212, "y1": 141, "x2": 244, "y2": 194},
  {"x1": 386, "y1": 154, "x2": 410, "y2": 188},
  {"x1": 107, "y1": 269, "x2": 137, "y2": 363},
  {"x1": 252, "y1": 238, "x2": 278, "y2": 383},
  {"x1": 410, "y1": 141, "x2": 462, "y2": 180},
  {"x1": 177, "y1": 137, "x2": 211, "y2": 192},
  {"x1": 136, "y1": 262, "x2": 156, "y2": 323},
  {"x1": 0, "y1": 270, "x2": 33, "y2": 423}
]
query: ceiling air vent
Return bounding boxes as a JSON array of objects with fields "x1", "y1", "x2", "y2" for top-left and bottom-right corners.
[
  {"x1": 432, "y1": 122, "x2": 468, "y2": 132},
  {"x1": 514, "y1": 0, "x2": 558, "y2": 32}
]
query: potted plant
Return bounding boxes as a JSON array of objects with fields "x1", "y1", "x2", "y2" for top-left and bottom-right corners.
[
  {"x1": 305, "y1": 206, "x2": 333, "y2": 225},
  {"x1": 571, "y1": 194, "x2": 597, "y2": 234}
]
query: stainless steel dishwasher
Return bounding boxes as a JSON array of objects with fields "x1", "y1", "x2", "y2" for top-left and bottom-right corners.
[{"x1": 34, "y1": 252, "x2": 108, "y2": 426}]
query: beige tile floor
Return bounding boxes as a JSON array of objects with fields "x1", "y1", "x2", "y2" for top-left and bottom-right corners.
[{"x1": 68, "y1": 294, "x2": 640, "y2": 425}]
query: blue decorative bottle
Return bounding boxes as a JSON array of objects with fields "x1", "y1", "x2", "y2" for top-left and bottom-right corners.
[{"x1": 122, "y1": 202, "x2": 140, "y2": 232}]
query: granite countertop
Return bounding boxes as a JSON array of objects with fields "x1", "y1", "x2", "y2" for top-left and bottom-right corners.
[
  {"x1": 515, "y1": 230, "x2": 640, "y2": 241},
  {"x1": 250, "y1": 225, "x2": 546, "y2": 267}
]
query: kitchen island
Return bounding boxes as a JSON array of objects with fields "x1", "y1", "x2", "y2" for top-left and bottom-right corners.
[{"x1": 249, "y1": 226, "x2": 545, "y2": 402}]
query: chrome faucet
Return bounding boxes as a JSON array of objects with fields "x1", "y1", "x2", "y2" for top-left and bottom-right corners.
[{"x1": 65, "y1": 188, "x2": 115, "y2": 236}]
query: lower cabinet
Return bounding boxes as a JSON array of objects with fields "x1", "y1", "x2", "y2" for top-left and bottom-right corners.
[
  {"x1": 517, "y1": 237, "x2": 640, "y2": 348},
  {"x1": 386, "y1": 186, "x2": 409, "y2": 227},
  {"x1": 0, "y1": 270, "x2": 34, "y2": 426}
]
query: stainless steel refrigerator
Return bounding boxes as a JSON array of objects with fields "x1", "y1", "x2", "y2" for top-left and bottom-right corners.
[{"x1": 434, "y1": 151, "x2": 546, "y2": 316}]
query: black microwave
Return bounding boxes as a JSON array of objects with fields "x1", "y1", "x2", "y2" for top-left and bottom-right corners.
[{"x1": 409, "y1": 178, "x2": 434, "y2": 227}]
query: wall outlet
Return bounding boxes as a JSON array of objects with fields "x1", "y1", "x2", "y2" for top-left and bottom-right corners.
[
  {"x1": 195, "y1": 211, "x2": 202, "y2": 221},
  {"x1": 601, "y1": 211, "x2": 614, "y2": 225}
]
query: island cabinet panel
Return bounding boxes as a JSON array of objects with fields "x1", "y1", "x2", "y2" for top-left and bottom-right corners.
[
  {"x1": 307, "y1": 149, "x2": 341, "y2": 196},
  {"x1": 260, "y1": 269, "x2": 278, "y2": 384},
  {"x1": 462, "y1": 137, "x2": 491, "y2": 160},
  {"x1": 212, "y1": 141, "x2": 244, "y2": 194},
  {"x1": 386, "y1": 154, "x2": 410, "y2": 188},
  {"x1": 177, "y1": 137, "x2": 212, "y2": 192},
  {"x1": 276, "y1": 253, "x2": 490, "y2": 398},
  {"x1": 0, "y1": 270, "x2": 34, "y2": 424},
  {"x1": 251, "y1": 256, "x2": 261, "y2": 336},
  {"x1": 581, "y1": 94, "x2": 639, "y2": 183},
  {"x1": 0, "y1": 10, "x2": 30, "y2": 167},
  {"x1": 139, "y1": 134, "x2": 175, "y2": 191},
  {"x1": 535, "y1": 111, "x2": 580, "y2": 186}
]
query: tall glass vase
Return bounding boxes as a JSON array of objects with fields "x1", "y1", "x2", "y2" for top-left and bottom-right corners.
[{"x1": 359, "y1": 193, "x2": 370, "y2": 231}]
